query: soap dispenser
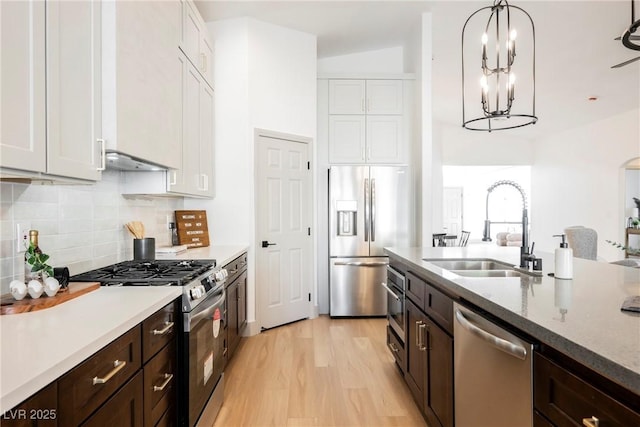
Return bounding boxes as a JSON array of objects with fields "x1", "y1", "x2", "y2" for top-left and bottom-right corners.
[{"x1": 553, "y1": 234, "x2": 573, "y2": 279}]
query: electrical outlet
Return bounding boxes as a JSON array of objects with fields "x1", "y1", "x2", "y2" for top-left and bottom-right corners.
[
  {"x1": 16, "y1": 222, "x2": 32, "y2": 253},
  {"x1": 166, "y1": 215, "x2": 173, "y2": 230}
]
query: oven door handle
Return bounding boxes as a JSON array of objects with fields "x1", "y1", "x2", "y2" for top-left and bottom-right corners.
[
  {"x1": 186, "y1": 291, "x2": 225, "y2": 332},
  {"x1": 381, "y1": 282, "x2": 400, "y2": 300}
]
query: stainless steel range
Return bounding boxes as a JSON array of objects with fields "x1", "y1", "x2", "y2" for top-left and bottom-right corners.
[{"x1": 71, "y1": 259, "x2": 228, "y2": 426}]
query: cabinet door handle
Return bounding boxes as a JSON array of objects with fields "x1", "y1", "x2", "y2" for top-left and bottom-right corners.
[
  {"x1": 152, "y1": 321, "x2": 174, "y2": 336},
  {"x1": 200, "y1": 53, "x2": 207, "y2": 72},
  {"x1": 92, "y1": 360, "x2": 126, "y2": 385},
  {"x1": 153, "y1": 373, "x2": 174, "y2": 392},
  {"x1": 418, "y1": 323, "x2": 427, "y2": 351},
  {"x1": 97, "y1": 138, "x2": 106, "y2": 171},
  {"x1": 415, "y1": 320, "x2": 423, "y2": 349},
  {"x1": 199, "y1": 174, "x2": 208, "y2": 191},
  {"x1": 582, "y1": 417, "x2": 599, "y2": 427}
]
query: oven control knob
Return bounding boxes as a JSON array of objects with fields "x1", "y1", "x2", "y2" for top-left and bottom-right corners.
[{"x1": 214, "y1": 269, "x2": 228, "y2": 282}]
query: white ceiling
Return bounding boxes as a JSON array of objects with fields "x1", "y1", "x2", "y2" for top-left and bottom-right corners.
[{"x1": 195, "y1": 0, "x2": 640, "y2": 140}]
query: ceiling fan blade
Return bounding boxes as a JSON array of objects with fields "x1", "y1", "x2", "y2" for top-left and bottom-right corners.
[
  {"x1": 615, "y1": 35, "x2": 640, "y2": 40},
  {"x1": 611, "y1": 55, "x2": 640, "y2": 68}
]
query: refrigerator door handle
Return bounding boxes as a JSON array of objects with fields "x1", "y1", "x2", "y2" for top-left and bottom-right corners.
[
  {"x1": 371, "y1": 178, "x2": 376, "y2": 242},
  {"x1": 364, "y1": 178, "x2": 370, "y2": 242},
  {"x1": 334, "y1": 261, "x2": 389, "y2": 267}
]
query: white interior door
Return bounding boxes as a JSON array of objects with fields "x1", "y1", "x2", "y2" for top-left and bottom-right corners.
[
  {"x1": 256, "y1": 133, "x2": 312, "y2": 330},
  {"x1": 443, "y1": 187, "x2": 463, "y2": 236}
]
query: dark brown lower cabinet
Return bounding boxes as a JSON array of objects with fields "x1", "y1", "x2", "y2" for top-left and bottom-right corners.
[
  {"x1": 0, "y1": 383, "x2": 58, "y2": 427},
  {"x1": 4, "y1": 299, "x2": 178, "y2": 427},
  {"x1": 81, "y1": 372, "x2": 144, "y2": 427},
  {"x1": 405, "y1": 299, "x2": 453, "y2": 427},
  {"x1": 534, "y1": 352, "x2": 640, "y2": 427}
]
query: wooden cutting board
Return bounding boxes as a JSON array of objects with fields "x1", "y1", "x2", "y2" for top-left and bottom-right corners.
[
  {"x1": 175, "y1": 210, "x2": 210, "y2": 248},
  {"x1": 0, "y1": 282, "x2": 100, "y2": 315}
]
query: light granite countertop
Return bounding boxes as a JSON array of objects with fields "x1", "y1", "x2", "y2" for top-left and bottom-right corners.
[
  {"x1": 385, "y1": 245, "x2": 640, "y2": 396},
  {"x1": 0, "y1": 244, "x2": 248, "y2": 413}
]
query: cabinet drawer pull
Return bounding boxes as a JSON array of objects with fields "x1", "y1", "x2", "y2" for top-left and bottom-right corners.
[
  {"x1": 152, "y1": 321, "x2": 174, "y2": 336},
  {"x1": 387, "y1": 342, "x2": 399, "y2": 353},
  {"x1": 153, "y1": 373, "x2": 174, "y2": 392},
  {"x1": 582, "y1": 416, "x2": 599, "y2": 427},
  {"x1": 92, "y1": 360, "x2": 126, "y2": 385}
]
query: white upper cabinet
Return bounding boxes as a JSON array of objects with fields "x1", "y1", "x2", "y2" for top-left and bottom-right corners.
[
  {"x1": 328, "y1": 116, "x2": 367, "y2": 163},
  {"x1": 0, "y1": 0, "x2": 47, "y2": 173},
  {"x1": 180, "y1": 0, "x2": 214, "y2": 87},
  {"x1": 178, "y1": 55, "x2": 214, "y2": 197},
  {"x1": 1, "y1": 0, "x2": 103, "y2": 181},
  {"x1": 46, "y1": 0, "x2": 103, "y2": 180},
  {"x1": 125, "y1": 51, "x2": 214, "y2": 198},
  {"x1": 327, "y1": 78, "x2": 407, "y2": 164},
  {"x1": 366, "y1": 80, "x2": 403, "y2": 115},
  {"x1": 102, "y1": 0, "x2": 181, "y2": 170},
  {"x1": 329, "y1": 80, "x2": 366, "y2": 114},
  {"x1": 328, "y1": 79, "x2": 403, "y2": 115}
]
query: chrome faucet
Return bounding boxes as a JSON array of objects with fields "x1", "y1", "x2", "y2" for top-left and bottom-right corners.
[{"x1": 481, "y1": 180, "x2": 541, "y2": 270}]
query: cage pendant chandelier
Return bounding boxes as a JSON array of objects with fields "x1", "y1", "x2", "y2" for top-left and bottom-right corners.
[{"x1": 462, "y1": 0, "x2": 537, "y2": 131}]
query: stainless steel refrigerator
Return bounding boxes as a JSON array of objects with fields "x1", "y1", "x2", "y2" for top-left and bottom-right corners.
[{"x1": 329, "y1": 165, "x2": 413, "y2": 316}]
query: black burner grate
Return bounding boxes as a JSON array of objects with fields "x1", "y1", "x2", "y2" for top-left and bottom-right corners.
[{"x1": 70, "y1": 259, "x2": 216, "y2": 286}]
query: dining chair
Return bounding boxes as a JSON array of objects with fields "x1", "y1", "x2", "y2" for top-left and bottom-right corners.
[{"x1": 564, "y1": 226, "x2": 598, "y2": 260}]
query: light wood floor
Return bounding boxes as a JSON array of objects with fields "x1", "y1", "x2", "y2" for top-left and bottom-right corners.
[{"x1": 210, "y1": 316, "x2": 427, "y2": 427}]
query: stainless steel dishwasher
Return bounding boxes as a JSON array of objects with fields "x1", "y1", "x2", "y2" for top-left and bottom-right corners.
[{"x1": 454, "y1": 302, "x2": 534, "y2": 427}]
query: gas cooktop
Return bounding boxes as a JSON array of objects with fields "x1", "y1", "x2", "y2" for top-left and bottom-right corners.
[{"x1": 70, "y1": 259, "x2": 216, "y2": 286}]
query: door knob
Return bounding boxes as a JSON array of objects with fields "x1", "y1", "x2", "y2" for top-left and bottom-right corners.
[{"x1": 261, "y1": 241, "x2": 276, "y2": 248}]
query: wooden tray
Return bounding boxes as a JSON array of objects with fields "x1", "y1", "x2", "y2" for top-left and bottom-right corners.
[
  {"x1": 175, "y1": 210, "x2": 210, "y2": 248},
  {"x1": 1, "y1": 282, "x2": 100, "y2": 315}
]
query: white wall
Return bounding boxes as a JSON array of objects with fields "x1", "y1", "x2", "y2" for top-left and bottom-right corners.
[
  {"x1": 531, "y1": 108, "x2": 640, "y2": 260},
  {"x1": 421, "y1": 12, "x2": 435, "y2": 247},
  {"x1": 317, "y1": 46, "x2": 404, "y2": 74},
  {"x1": 0, "y1": 171, "x2": 182, "y2": 294},
  {"x1": 187, "y1": 18, "x2": 316, "y2": 333}
]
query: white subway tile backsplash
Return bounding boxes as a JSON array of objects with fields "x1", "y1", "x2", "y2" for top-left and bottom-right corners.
[
  {"x1": 1, "y1": 173, "x2": 185, "y2": 294},
  {"x1": 13, "y1": 202, "x2": 59, "y2": 220},
  {"x1": 0, "y1": 183, "x2": 12, "y2": 202}
]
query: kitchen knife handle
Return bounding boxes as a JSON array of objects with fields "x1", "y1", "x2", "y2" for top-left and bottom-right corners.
[
  {"x1": 93, "y1": 360, "x2": 127, "y2": 385},
  {"x1": 364, "y1": 179, "x2": 370, "y2": 242}
]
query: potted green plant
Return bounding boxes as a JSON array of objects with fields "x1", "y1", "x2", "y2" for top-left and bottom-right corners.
[
  {"x1": 26, "y1": 243, "x2": 54, "y2": 278},
  {"x1": 606, "y1": 240, "x2": 640, "y2": 256}
]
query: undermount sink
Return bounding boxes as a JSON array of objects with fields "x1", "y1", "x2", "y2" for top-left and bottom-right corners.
[
  {"x1": 424, "y1": 258, "x2": 515, "y2": 271},
  {"x1": 424, "y1": 258, "x2": 536, "y2": 279},
  {"x1": 448, "y1": 269, "x2": 523, "y2": 278}
]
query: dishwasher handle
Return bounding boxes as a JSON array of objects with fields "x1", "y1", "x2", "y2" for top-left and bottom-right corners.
[{"x1": 455, "y1": 308, "x2": 527, "y2": 360}]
